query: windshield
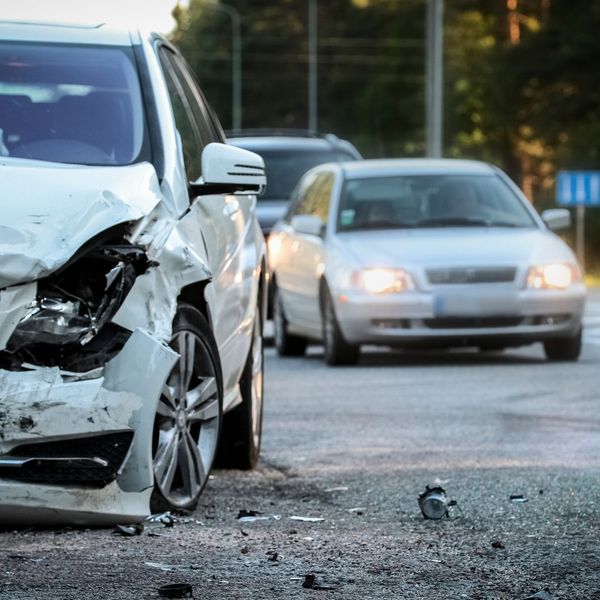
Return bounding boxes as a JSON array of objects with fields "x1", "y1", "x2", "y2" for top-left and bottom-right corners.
[
  {"x1": 337, "y1": 174, "x2": 538, "y2": 231},
  {"x1": 0, "y1": 42, "x2": 147, "y2": 166},
  {"x1": 253, "y1": 148, "x2": 355, "y2": 201}
]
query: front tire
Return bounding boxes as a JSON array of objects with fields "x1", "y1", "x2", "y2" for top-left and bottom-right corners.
[
  {"x1": 151, "y1": 304, "x2": 222, "y2": 513},
  {"x1": 217, "y1": 300, "x2": 264, "y2": 470},
  {"x1": 273, "y1": 284, "x2": 307, "y2": 356},
  {"x1": 543, "y1": 328, "x2": 582, "y2": 362},
  {"x1": 321, "y1": 286, "x2": 360, "y2": 366}
]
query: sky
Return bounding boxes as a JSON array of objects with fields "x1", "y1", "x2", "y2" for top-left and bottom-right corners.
[{"x1": 1, "y1": 0, "x2": 188, "y2": 34}]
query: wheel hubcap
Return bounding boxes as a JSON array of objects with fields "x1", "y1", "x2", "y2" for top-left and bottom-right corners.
[{"x1": 153, "y1": 330, "x2": 220, "y2": 508}]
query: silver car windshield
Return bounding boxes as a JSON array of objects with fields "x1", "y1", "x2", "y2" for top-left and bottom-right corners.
[
  {"x1": 337, "y1": 174, "x2": 538, "y2": 231},
  {"x1": 0, "y1": 42, "x2": 147, "y2": 166}
]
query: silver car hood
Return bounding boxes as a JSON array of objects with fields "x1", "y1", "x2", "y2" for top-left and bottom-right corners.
[
  {"x1": 337, "y1": 227, "x2": 574, "y2": 268},
  {"x1": 0, "y1": 159, "x2": 161, "y2": 288}
]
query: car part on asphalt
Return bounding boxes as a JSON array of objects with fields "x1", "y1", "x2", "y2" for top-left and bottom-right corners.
[
  {"x1": 157, "y1": 583, "x2": 193, "y2": 598},
  {"x1": 113, "y1": 523, "x2": 144, "y2": 536},
  {"x1": 302, "y1": 574, "x2": 336, "y2": 590},
  {"x1": 418, "y1": 485, "x2": 450, "y2": 520}
]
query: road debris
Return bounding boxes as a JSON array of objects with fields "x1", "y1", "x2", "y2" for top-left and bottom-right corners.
[
  {"x1": 325, "y1": 486, "x2": 348, "y2": 493},
  {"x1": 237, "y1": 509, "x2": 281, "y2": 522},
  {"x1": 290, "y1": 516, "x2": 325, "y2": 523},
  {"x1": 157, "y1": 583, "x2": 193, "y2": 598},
  {"x1": 240, "y1": 546, "x2": 250, "y2": 554},
  {"x1": 510, "y1": 495, "x2": 529, "y2": 503},
  {"x1": 146, "y1": 512, "x2": 178, "y2": 527},
  {"x1": 418, "y1": 485, "x2": 449, "y2": 519},
  {"x1": 266, "y1": 550, "x2": 279, "y2": 562},
  {"x1": 491, "y1": 540, "x2": 505, "y2": 549},
  {"x1": 347, "y1": 507, "x2": 366, "y2": 515},
  {"x1": 144, "y1": 562, "x2": 180, "y2": 572},
  {"x1": 525, "y1": 591, "x2": 554, "y2": 600},
  {"x1": 302, "y1": 573, "x2": 336, "y2": 590},
  {"x1": 112, "y1": 523, "x2": 143, "y2": 536}
]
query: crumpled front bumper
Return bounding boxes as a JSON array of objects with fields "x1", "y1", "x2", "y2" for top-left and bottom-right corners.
[{"x1": 0, "y1": 329, "x2": 177, "y2": 526}]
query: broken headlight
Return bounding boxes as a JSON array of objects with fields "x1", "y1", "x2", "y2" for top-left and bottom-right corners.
[{"x1": 7, "y1": 243, "x2": 150, "y2": 354}]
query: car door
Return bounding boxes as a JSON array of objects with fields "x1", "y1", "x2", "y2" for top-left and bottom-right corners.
[
  {"x1": 278, "y1": 170, "x2": 334, "y2": 330},
  {"x1": 156, "y1": 45, "x2": 250, "y2": 393}
]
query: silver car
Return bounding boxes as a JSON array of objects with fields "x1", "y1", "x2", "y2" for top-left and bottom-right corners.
[
  {"x1": 268, "y1": 159, "x2": 586, "y2": 365},
  {"x1": 0, "y1": 21, "x2": 267, "y2": 524}
]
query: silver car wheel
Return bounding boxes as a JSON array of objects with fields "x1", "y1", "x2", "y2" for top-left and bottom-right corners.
[{"x1": 154, "y1": 330, "x2": 220, "y2": 509}]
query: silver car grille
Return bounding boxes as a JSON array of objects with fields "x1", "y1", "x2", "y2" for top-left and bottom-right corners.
[{"x1": 426, "y1": 266, "x2": 517, "y2": 285}]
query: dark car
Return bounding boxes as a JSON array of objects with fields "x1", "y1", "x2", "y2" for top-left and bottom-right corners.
[{"x1": 227, "y1": 129, "x2": 362, "y2": 236}]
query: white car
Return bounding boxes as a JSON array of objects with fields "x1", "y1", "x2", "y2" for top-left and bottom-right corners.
[
  {"x1": 0, "y1": 21, "x2": 267, "y2": 525},
  {"x1": 268, "y1": 159, "x2": 586, "y2": 365}
]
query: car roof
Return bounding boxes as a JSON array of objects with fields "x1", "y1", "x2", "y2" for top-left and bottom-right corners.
[
  {"x1": 335, "y1": 158, "x2": 497, "y2": 179},
  {"x1": 228, "y1": 134, "x2": 361, "y2": 158},
  {"x1": 0, "y1": 20, "x2": 134, "y2": 46}
]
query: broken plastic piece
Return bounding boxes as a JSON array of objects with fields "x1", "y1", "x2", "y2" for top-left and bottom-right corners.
[
  {"x1": 510, "y1": 494, "x2": 529, "y2": 503},
  {"x1": 158, "y1": 583, "x2": 193, "y2": 598},
  {"x1": 290, "y1": 516, "x2": 325, "y2": 523},
  {"x1": 113, "y1": 523, "x2": 143, "y2": 536}
]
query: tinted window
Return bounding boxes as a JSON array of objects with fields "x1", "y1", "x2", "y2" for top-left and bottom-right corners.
[
  {"x1": 249, "y1": 148, "x2": 354, "y2": 201},
  {"x1": 0, "y1": 42, "x2": 147, "y2": 166},
  {"x1": 159, "y1": 47, "x2": 204, "y2": 181},
  {"x1": 337, "y1": 174, "x2": 537, "y2": 231}
]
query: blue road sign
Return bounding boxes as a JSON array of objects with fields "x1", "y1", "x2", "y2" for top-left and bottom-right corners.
[{"x1": 556, "y1": 171, "x2": 600, "y2": 206}]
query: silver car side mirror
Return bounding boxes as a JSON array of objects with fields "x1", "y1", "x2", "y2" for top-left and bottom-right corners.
[
  {"x1": 541, "y1": 208, "x2": 571, "y2": 231},
  {"x1": 291, "y1": 214, "x2": 324, "y2": 237}
]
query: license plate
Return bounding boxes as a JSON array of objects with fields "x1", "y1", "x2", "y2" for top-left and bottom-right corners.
[{"x1": 433, "y1": 291, "x2": 518, "y2": 317}]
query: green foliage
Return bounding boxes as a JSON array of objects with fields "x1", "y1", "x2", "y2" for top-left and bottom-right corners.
[{"x1": 172, "y1": 0, "x2": 600, "y2": 267}]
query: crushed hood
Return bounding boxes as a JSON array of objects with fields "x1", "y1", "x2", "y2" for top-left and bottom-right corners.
[{"x1": 0, "y1": 159, "x2": 162, "y2": 288}]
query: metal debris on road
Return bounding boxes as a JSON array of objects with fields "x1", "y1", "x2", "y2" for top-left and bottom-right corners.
[
  {"x1": 146, "y1": 512, "x2": 178, "y2": 527},
  {"x1": 290, "y1": 516, "x2": 325, "y2": 522},
  {"x1": 157, "y1": 583, "x2": 193, "y2": 598},
  {"x1": 510, "y1": 495, "x2": 529, "y2": 503}
]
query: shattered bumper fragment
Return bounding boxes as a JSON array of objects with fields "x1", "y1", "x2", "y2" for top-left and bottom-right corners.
[{"x1": 0, "y1": 330, "x2": 177, "y2": 526}]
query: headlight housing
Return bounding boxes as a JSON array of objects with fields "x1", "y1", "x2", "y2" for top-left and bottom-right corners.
[
  {"x1": 7, "y1": 241, "x2": 149, "y2": 361},
  {"x1": 526, "y1": 263, "x2": 581, "y2": 290},
  {"x1": 354, "y1": 268, "x2": 415, "y2": 294}
]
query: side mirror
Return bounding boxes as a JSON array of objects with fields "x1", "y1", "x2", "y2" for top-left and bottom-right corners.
[
  {"x1": 291, "y1": 214, "x2": 324, "y2": 237},
  {"x1": 191, "y1": 143, "x2": 266, "y2": 196},
  {"x1": 542, "y1": 208, "x2": 571, "y2": 231}
]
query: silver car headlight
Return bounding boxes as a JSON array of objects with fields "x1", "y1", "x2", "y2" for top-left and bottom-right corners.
[
  {"x1": 526, "y1": 263, "x2": 581, "y2": 290},
  {"x1": 353, "y1": 268, "x2": 415, "y2": 294}
]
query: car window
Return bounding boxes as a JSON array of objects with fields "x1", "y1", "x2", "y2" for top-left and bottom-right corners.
[
  {"x1": 233, "y1": 146, "x2": 354, "y2": 201},
  {"x1": 0, "y1": 42, "x2": 148, "y2": 166},
  {"x1": 294, "y1": 171, "x2": 334, "y2": 222},
  {"x1": 337, "y1": 174, "x2": 537, "y2": 231},
  {"x1": 158, "y1": 46, "x2": 204, "y2": 181}
]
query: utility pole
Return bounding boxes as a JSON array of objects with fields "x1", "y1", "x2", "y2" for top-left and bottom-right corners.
[
  {"x1": 210, "y1": 2, "x2": 242, "y2": 131},
  {"x1": 308, "y1": 0, "x2": 318, "y2": 132},
  {"x1": 425, "y1": 0, "x2": 443, "y2": 158}
]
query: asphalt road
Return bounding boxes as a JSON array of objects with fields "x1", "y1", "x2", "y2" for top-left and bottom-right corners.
[{"x1": 1, "y1": 291, "x2": 599, "y2": 599}]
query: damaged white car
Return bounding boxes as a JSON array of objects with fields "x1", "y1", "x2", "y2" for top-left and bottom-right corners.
[{"x1": 0, "y1": 21, "x2": 267, "y2": 525}]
